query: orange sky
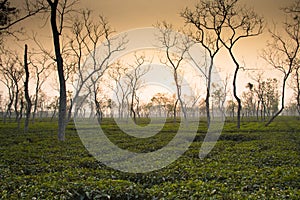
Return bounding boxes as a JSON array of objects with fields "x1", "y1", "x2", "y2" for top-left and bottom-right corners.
[{"x1": 4, "y1": 0, "x2": 297, "y2": 102}]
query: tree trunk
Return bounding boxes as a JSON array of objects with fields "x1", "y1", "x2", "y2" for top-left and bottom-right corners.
[
  {"x1": 32, "y1": 77, "x2": 40, "y2": 123},
  {"x1": 24, "y1": 44, "x2": 32, "y2": 132},
  {"x1": 205, "y1": 87, "x2": 210, "y2": 127},
  {"x1": 4, "y1": 92, "x2": 13, "y2": 123},
  {"x1": 14, "y1": 84, "x2": 19, "y2": 122},
  {"x1": 296, "y1": 67, "x2": 300, "y2": 116},
  {"x1": 48, "y1": 0, "x2": 67, "y2": 141},
  {"x1": 230, "y1": 50, "x2": 242, "y2": 129},
  {"x1": 174, "y1": 70, "x2": 187, "y2": 120},
  {"x1": 130, "y1": 92, "x2": 136, "y2": 123},
  {"x1": 95, "y1": 97, "x2": 102, "y2": 124},
  {"x1": 173, "y1": 99, "x2": 178, "y2": 123},
  {"x1": 265, "y1": 75, "x2": 288, "y2": 126},
  {"x1": 17, "y1": 99, "x2": 24, "y2": 129},
  {"x1": 205, "y1": 59, "x2": 214, "y2": 127}
]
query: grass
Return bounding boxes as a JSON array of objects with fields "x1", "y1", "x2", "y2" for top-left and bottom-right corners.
[{"x1": 0, "y1": 117, "x2": 299, "y2": 199}]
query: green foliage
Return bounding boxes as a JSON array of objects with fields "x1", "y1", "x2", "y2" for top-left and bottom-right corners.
[{"x1": 0, "y1": 117, "x2": 300, "y2": 199}]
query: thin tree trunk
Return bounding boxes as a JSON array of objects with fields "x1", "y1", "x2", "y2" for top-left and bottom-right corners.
[
  {"x1": 265, "y1": 75, "x2": 288, "y2": 126},
  {"x1": 205, "y1": 59, "x2": 214, "y2": 127},
  {"x1": 130, "y1": 92, "x2": 136, "y2": 123},
  {"x1": 173, "y1": 99, "x2": 178, "y2": 123},
  {"x1": 24, "y1": 44, "x2": 32, "y2": 132},
  {"x1": 18, "y1": 99, "x2": 24, "y2": 129},
  {"x1": 296, "y1": 67, "x2": 300, "y2": 116},
  {"x1": 4, "y1": 93, "x2": 13, "y2": 123},
  {"x1": 205, "y1": 87, "x2": 210, "y2": 127},
  {"x1": 14, "y1": 84, "x2": 19, "y2": 122},
  {"x1": 47, "y1": 0, "x2": 67, "y2": 141},
  {"x1": 174, "y1": 70, "x2": 187, "y2": 120},
  {"x1": 230, "y1": 49, "x2": 242, "y2": 129},
  {"x1": 32, "y1": 77, "x2": 40, "y2": 123}
]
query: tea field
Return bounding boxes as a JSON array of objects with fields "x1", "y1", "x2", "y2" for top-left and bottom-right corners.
[{"x1": 0, "y1": 117, "x2": 300, "y2": 199}]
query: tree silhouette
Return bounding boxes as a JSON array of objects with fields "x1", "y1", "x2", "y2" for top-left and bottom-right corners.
[{"x1": 264, "y1": 0, "x2": 300, "y2": 126}]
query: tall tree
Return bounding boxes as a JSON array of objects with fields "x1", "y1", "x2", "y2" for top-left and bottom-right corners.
[
  {"x1": 218, "y1": 0, "x2": 263, "y2": 128},
  {"x1": 45, "y1": 0, "x2": 77, "y2": 141},
  {"x1": 183, "y1": 0, "x2": 263, "y2": 128},
  {"x1": 181, "y1": 1, "x2": 225, "y2": 127},
  {"x1": 264, "y1": 0, "x2": 300, "y2": 126},
  {"x1": 68, "y1": 10, "x2": 125, "y2": 123},
  {"x1": 156, "y1": 22, "x2": 193, "y2": 120}
]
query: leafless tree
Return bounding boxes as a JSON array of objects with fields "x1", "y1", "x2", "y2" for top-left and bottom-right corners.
[
  {"x1": 125, "y1": 53, "x2": 150, "y2": 123},
  {"x1": 28, "y1": 52, "x2": 51, "y2": 123},
  {"x1": 181, "y1": 1, "x2": 225, "y2": 126},
  {"x1": 107, "y1": 62, "x2": 131, "y2": 119},
  {"x1": 263, "y1": 0, "x2": 300, "y2": 126},
  {"x1": 156, "y1": 22, "x2": 193, "y2": 120},
  {"x1": 0, "y1": 51, "x2": 24, "y2": 123},
  {"x1": 182, "y1": 0, "x2": 263, "y2": 128},
  {"x1": 68, "y1": 10, "x2": 126, "y2": 124},
  {"x1": 45, "y1": 0, "x2": 79, "y2": 141},
  {"x1": 219, "y1": 0, "x2": 263, "y2": 128},
  {"x1": 0, "y1": 51, "x2": 14, "y2": 122}
]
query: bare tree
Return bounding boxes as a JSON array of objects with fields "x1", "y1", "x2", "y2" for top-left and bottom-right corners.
[
  {"x1": 45, "y1": 0, "x2": 78, "y2": 141},
  {"x1": 107, "y1": 62, "x2": 131, "y2": 119},
  {"x1": 125, "y1": 53, "x2": 150, "y2": 123},
  {"x1": 0, "y1": 51, "x2": 24, "y2": 123},
  {"x1": 68, "y1": 10, "x2": 126, "y2": 124},
  {"x1": 263, "y1": 0, "x2": 300, "y2": 126},
  {"x1": 29, "y1": 53, "x2": 51, "y2": 123},
  {"x1": 218, "y1": 0, "x2": 263, "y2": 128},
  {"x1": 252, "y1": 73, "x2": 266, "y2": 121},
  {"x1": 181, "y1": 1, "x2": 225, "y2": 126},
  {"x1": 182, "y1": 0, "x2": 263, "y2": 128},
  {"x1": 0, "y1": 51, "x2": 14, "y2": 122},
  {"x1": 156, "y1": 22, "x2": 193, "y2": 120}
]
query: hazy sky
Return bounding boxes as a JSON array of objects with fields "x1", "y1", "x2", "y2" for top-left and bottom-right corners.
[
  {"x1": 73, "y1": 0, "x2": 294, "y2": 83},
  {"x1": 5, "y1": 0, "x2": 297, "y2": 101},
  {"x1": 77, "y1": 0, "x2": 294, "y2": 100},
  {"x1": 11, "y1": 0, "x2": 294, "y2": 68},
  {"x1": 78, "y1": 0, "x2": 292, "y2": 30}
]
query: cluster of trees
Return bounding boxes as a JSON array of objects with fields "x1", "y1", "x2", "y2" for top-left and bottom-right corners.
[{"x1": 0, "y1": 0, "x2": 299, "y2": 141}]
